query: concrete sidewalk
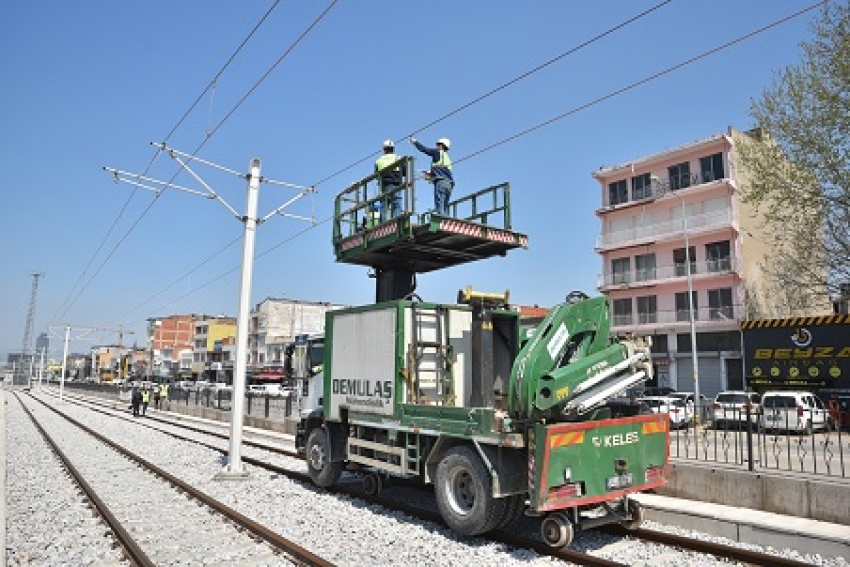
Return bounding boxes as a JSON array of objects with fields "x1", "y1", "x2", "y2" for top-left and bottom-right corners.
[{"x1": 633, "y1": 492, "x2": 850, "y2": 560}]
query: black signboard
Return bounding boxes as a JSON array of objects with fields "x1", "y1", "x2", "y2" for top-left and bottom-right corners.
[{"x1": 741, "y1": 316, "x2": 850, "y2": 407}]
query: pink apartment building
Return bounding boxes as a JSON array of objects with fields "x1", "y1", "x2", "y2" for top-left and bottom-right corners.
[{"x1": 594, "y1": 127, "x2": 792, "y2": 398}]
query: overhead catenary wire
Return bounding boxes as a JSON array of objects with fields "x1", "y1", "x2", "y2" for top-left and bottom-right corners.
[
  {"x1": 48, "y1": 1, "x2": 338, "y2": 330},
  {"x1": 121, "y1": 1, "x2": 822, "y2": 328},
  {"x1": 311, "y1": 0, "x2": 674, "y2": 188},
  {"x1": 48, "y1": 0, "x2": 283, "y2": 328},
  {"x1": 83, "y1": 1, "x2": 673, "y2": 332}
]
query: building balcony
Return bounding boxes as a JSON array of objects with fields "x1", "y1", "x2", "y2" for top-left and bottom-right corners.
[
  {"x1": 596, "y1": 208, "x2": 733, "y2": 251},
  {"x1": 597, "y1": 174, "x2": 732, "y2": 213},
  {"x1": 598, "y1": 257, "x2": 739, "y2": 290},
  {"x1": 611, "y1": 305, "x2": 742, "y2": 332}
]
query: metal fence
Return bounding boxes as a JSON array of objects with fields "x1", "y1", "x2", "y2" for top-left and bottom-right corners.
[
  {"x1": 669, "y1": 405, "x2": 849, "y2": 479},
  {"x1": 57, "y1": 382, "x2": 297, "y2": 423},
  {"x1": 43, "y1": 382, "x2": 850, "y2": 480}
]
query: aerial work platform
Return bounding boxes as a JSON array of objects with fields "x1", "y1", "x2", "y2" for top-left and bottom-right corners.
[{"x1": 333, "y1": 156, "x2": 528, "y2": 274}]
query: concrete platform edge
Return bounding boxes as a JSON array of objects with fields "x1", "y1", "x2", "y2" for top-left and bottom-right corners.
[{"x1": 633, "y1": 493, "x2": 850, "y2": 560}]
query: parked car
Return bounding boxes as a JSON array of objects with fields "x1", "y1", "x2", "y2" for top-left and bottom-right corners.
[
  {"x1": 637, "y1": 396, "x2": 691, "y2": 429},
  {"x1": 760, "y1": 391, "x2": 831, "y2": 434},
  {"x1": 667, "y1": 391, "x2": 709, "y2": 418},
  {"x1": 248, "y1": 384, "x2": 285, "y2": 396},
  {"x1": 640, "y1": 386, "x2": 676, "y2": 397},
  {"x1": 712, "y1": 391, "x2": 761, "y2": 428}
]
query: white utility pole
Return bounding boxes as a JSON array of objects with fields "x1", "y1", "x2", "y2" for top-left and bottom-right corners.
[
  {"x1": 105, "y1": 144, "x2": 314, "y2": 478},
  {"x1": 225, "y1": 157, "x2": 261, "y2": 475},
  {"x1": 37, "y1": 347, "x2": 45, "y2": 390},
  {"x1": 652, "y1": 176, "x2": 701, "y2": 424},
  {"x1": 59, "y1": 325, "x2": 70, "y2": 401}
]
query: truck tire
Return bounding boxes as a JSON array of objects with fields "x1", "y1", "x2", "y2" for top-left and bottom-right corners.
[
  {"x1": 306, "y1": 428, "x2": 343, "y2": 487},
  {"x1": 495, "y1": 494, "x2": 526, "y2": 529},
  {"x1": 435, "y1": 446, "x2": 503, "y2": 535}
]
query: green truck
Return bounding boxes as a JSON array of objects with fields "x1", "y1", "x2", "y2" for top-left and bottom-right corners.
[{"x1": 298, "y1": 158, "x2": 669, "y2": 547}]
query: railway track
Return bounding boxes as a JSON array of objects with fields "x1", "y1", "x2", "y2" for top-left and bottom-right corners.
[
  {"x1": 37, "y1": 390, "x2": 817, "y2": 567},
  {"x1": 13, "y1": 392, "x2": 334, "y2": 567}
]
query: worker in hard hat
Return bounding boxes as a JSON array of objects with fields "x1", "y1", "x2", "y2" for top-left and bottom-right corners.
[
  {"x1": 410, "y1": 136, "x2": 453, "y2": 215},
  {"x1": 375, "y1": 139, "x2": 403, "y2": 222}
]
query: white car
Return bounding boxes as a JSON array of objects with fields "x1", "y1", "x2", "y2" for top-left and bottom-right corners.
[
  {"x1": 248, "y1": 384, "x2": 285, "y2": 396},
  {"x1": 761, "y1": 391, "x2": 830, "y2": 434},
  {"x1": 637, "y1": 396, "x2": 691, "y2": 429},
  {"x1": 712, "y1": 391, "x2": 760, "y2": 428}
]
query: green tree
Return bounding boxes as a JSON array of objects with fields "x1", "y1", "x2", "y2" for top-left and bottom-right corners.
[{"x1": 738, "y1": 2, "x2": 849, "y2": 308}]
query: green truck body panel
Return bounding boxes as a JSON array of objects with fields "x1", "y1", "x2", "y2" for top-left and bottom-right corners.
[{"x1": 531, "y1": 414, "x2": 669, "y2": 512}]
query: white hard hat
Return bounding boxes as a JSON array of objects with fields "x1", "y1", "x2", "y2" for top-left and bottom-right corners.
[
  {"x1": 383, "y1": 139, "x2": 394, "y2": 149},
  {"x1": 437, "y1": 138, "x2": 451, "y2": 150}
]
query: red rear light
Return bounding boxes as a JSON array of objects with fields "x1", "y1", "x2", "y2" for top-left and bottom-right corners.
[
  {"x1": 713, "y1": 402, "x2": 720, "y2": 409},
  {"x1": 646, "y1": 465, "x2": 664, "y2": 482},
  {"x1": 670, "y1": 408, "x2": 680, "y2": 414},
  {"x1": 743, "y1": 403, "x2": 752, "y2": 411},
  {"x1": 797, "y1": 405, "x2": 804, "y2": 417}
]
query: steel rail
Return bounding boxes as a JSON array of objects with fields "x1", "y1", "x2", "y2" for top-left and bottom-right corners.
[
  {"x1": 14, "y1": 393, "x2": 155, "y2": 567},
  {"x1": 51, "y1": 391, "x2": 817, "y2": 567},
  {"x1": 25, "y1": 393, "x2": 336, "y2": 567}
]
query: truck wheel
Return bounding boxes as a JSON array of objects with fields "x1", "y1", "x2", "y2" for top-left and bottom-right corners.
[
  {"x1": 362, "y1": 471, "x2": 383, "y2": 496},
  {"x1": 435, "y1": 446, "x2": 502, "y2": 535},
  {"x1": 496, "y1": 494, "x2": 526, "y2": 529},
  {"x1": 620, "y1": 499, "x2": 644, "y2": 531},
  {"x1": 306, "y1": 428, "x2": 342, "y2": 487},
  {"x1": 541, "y1": 513, "x2": 573, "y2": 548}
]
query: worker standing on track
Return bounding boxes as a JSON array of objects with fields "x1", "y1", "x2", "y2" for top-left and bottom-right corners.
[
  {"x1": 131, "y1": 388, "x2": 142, "y2": 417},
  {"x1": 160, "y1": 382, "x2": 169, "y2": 411},
  {"x1": 375, "y1": 139, "x2": 403, "y2": 221},
  {"x1": 141, "y1": 388, "x2": 150, "y2": 416},
  {"x1": 410, "y1": 136, "x2": 453, "y2": 216},
  {"x1": 153, "y1": 384, "x2": 161, "y2": 410}
]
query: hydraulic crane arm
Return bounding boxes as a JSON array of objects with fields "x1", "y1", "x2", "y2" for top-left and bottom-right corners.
[{"x1": 509, "y1": 294, "x2": 652, "y2": 420}]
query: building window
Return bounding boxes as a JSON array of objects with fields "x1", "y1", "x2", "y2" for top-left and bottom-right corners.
[
  {"x1": 635, "y1": 253, "x2": 656, "y2": 281},
  {"x1": 631, "y1": 173, "x2": 652, "y2": 201},
  {"x1": 700, "y1": 152, "x2": 725, "y2": 183},
  {"x1": 650, "y1": 334, "x2": 668, "y2": 353},
  {"x1": 668, "y1": 161, "x2": 692, "y2": 191},
  {"x1": 705, "y1": 240, "x2": 731, "y2": 272},
  {"x1": 613, "y1": 298, "x2": 633, "y2": 326},
  {"x1": 673, "y1": 247, "x2": 697, "y2": 277},
  {"x1": 708, "y1": 287, "x2": 734, "y2": 320},
  {"x1": 609, "y1": 180, "x2": 628, "y2": 206},
  {"x1": 611, "y1": 257, "x2": 631, "y2": 284},
  {"x1": 696, "y1": 331, "x2": 740, "y2": 351},
  {"x1": 637, "y1": 295, "x2": 657, "y2": 324},
  {"x1": 675, "y1": 291, "x2": 698, "y2": 322}
]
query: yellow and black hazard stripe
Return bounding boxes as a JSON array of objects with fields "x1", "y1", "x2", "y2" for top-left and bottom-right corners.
[{"x1": 741, "y1": 314, "x2": 849, "y2": 329}]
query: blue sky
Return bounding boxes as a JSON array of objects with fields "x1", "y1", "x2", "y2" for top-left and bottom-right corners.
[{"x1": 0, "y1": 1, "x2": 824, "y2": 358}]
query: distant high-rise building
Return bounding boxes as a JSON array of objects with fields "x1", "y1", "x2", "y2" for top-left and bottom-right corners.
[{"x1": 35, "y1": 332, "x2": 49, "y2": 354}]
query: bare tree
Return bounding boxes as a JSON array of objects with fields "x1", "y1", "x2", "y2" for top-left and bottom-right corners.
[{"x1": 738, "y1": 2, "x2": 850, "y2": 306}]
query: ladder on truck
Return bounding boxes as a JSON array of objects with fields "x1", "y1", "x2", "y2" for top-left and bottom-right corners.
[{"x1": 406, "y1": 304, "x2": 454, "y2": 406}]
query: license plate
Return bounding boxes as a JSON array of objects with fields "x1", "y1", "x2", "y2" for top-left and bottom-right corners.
[
  {"x1": 766, "y1": 414, "x2": 780, "y2": 421},
  {"x1": 606, "y1": 473, "x2": 633, "y2": 490}
]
